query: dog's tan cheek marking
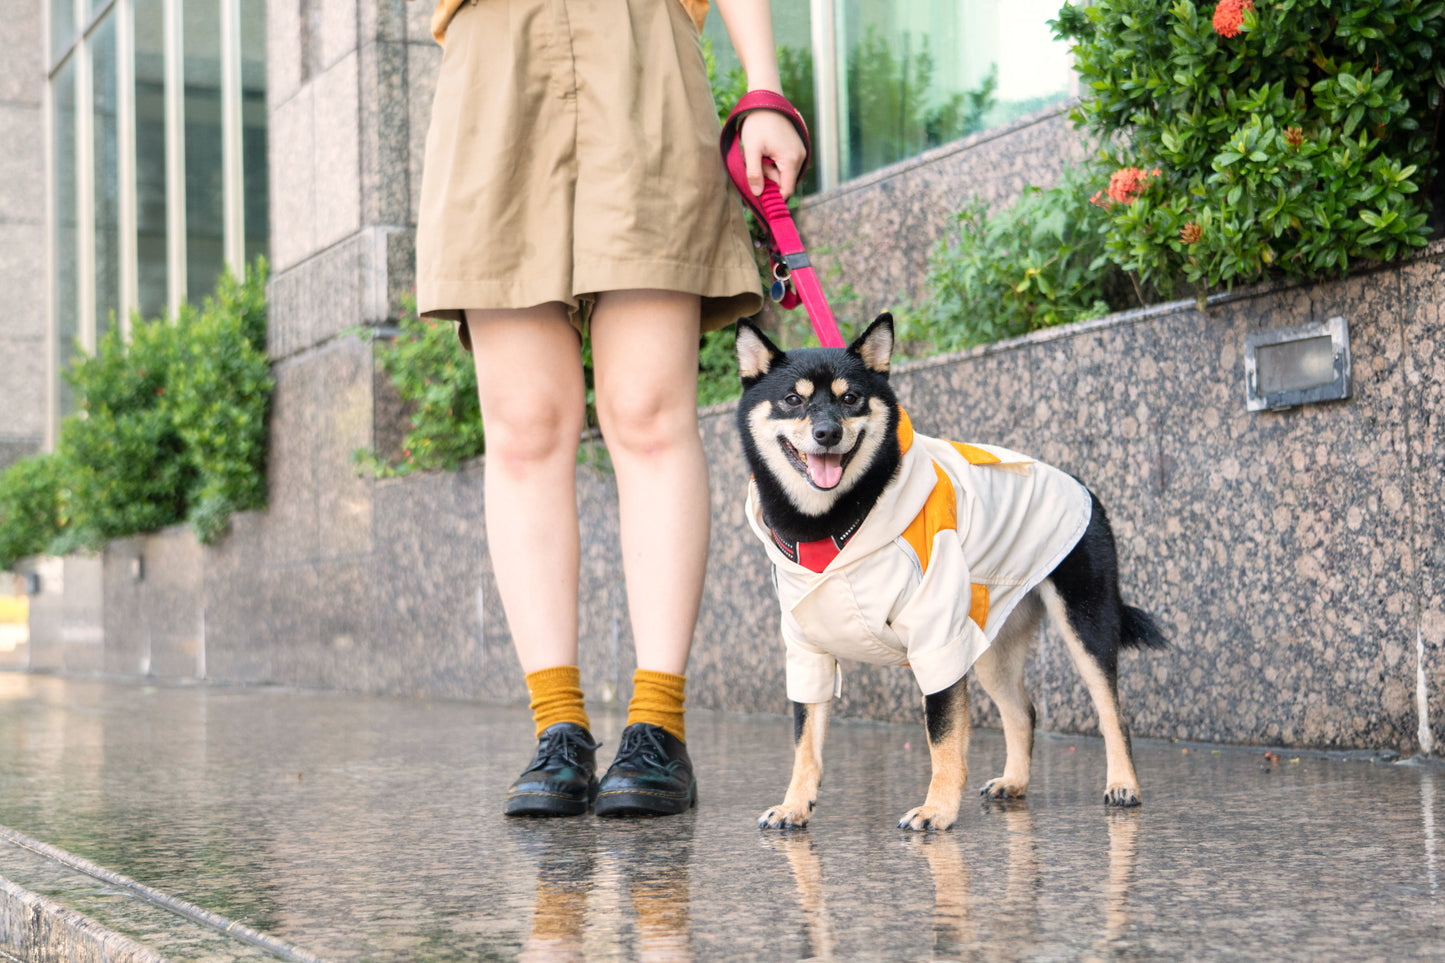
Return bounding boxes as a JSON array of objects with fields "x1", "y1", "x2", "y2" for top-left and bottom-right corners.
[{"x1": 747, "y1": 400, "x2": 776, "y2": 434}]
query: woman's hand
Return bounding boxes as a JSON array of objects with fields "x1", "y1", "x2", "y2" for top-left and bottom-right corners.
[
  {"x1": 713, "y1": 0, "x2": 806, "y2": 197},
  {"x1": 739, "y1": 107, "x2": 808, "y2": 200}
]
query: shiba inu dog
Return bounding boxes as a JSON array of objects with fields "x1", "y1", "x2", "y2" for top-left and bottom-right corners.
[{"x1": 736, "y1": 314, "x2": 1165, "y2": 831}]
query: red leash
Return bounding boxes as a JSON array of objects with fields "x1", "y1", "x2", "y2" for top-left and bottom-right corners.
[{"x1": 719, "y1": 91, "x2": 845, "y2": 348}]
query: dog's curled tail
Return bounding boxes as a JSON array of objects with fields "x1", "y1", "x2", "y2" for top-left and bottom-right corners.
[{"x1": 1121, "y1": 605, "x2": 1167, "y2": 650}]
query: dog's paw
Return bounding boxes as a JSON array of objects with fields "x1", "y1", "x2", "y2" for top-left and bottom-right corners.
[
  {"x1": 758, "y1": 801, "x2": 814, "y2": 829},
  {"x1": 1103, "y1": 783, "x2": 1141, "y2": 807},
  {"x1": 980, "y1": 777, "x2": 1028, "y2": 800},
  {"x1": 897, "y1": 804, "x2": 957, "y2": 832}
]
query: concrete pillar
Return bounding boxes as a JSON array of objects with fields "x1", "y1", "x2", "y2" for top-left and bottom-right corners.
[{"x1": 0, "y1": 4, "x2": 48, "y2": 471}]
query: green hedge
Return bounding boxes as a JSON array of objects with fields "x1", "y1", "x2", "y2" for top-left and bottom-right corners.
[{"x1": 0, "y1": 260, "x2": 272, "y2": 571}]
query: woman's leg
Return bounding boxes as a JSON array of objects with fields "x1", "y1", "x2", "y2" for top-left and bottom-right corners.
[
  {"x1": 464, "y1": 304, "x2": 588, "y2": 676},
  {"x1": 467, "y1": 304, "x2": 601, "y2": 818},
  {"x1": 588, "y1": 289, "x2": 710, "y2": 677},
  {"x1": 587, "y1": 289, "x2": 706, "y2": 817}
]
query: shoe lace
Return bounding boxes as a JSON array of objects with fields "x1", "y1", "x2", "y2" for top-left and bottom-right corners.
[
  {"x1": 613, "y1": 724, "x2": 674, "y2": 771},
  {"x1": 534, "y1": 726, "x2": 600, "y2": 770}
]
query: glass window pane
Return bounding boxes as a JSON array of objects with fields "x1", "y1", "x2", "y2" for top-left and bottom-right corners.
[
  {"x1": 53, "y1": 58, "x2": 79, "y2": 420},
  {"x1": 92, "y1": 12, "x2": 121, "y2": 337},
  {"x1": 134, "y1": 0, "x2": 167, "y2": 320},
  {"x1": 835, "y1": 0, "x2": 1071, "y2": 181},
  {"x1": 183, "y1": 0, "x2": 224, "y2": 303},
  {"x1": 241, "y1": 0, "x2": 269, "y2": 269},
  {"x1": 50, "y1": 0, "x2": 76, "y2": 66},
  {"x1": 702, "y1": 1, "x2": 816, "y2": 195}
]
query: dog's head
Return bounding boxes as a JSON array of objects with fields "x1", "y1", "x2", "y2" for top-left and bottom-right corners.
[{"x1": 735, "y1": 314, "x2": 901, "y2": 536}]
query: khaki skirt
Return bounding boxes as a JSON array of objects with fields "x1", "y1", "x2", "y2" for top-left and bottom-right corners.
[{"x1": 415, "y1": 0, "x2": 764, "y2": 343}]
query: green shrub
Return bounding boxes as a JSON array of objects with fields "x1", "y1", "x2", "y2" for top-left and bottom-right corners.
[
  {"x1": 1054, "y1": 0, "x2": 1445, "y2": 302},
  {"x1": 170, "y1": 265, "x2": 273, "y2": 542},
  {"x1": 0, "y1": 455, "x2": 64, "y2": 572},
  {"x1": 59, "y1": 306, "x2": 193, "y2": 545},
  {"x1": 0, "y1": 259, "x2": 272, "y2": 566},
  {"x1": 898, "y1": 165, "x2": 1132, "y2": 353},
  {"x1": 355, "y1": 301, "x2": 485, "y2": 477}
]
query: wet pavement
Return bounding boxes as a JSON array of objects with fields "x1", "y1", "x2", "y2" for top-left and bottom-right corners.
[{"x1": 0, "y1": 673, "x2": 1440, "y2": 961}]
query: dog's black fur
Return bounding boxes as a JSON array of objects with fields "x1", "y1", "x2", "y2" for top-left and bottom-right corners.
[{"x1": 737, "y1": 314, "x2": 1165, "y2": 831}]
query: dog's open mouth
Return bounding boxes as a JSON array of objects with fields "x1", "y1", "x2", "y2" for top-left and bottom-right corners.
[{"x1": 780, "y1": 434, "x2": 861, "y2": 491}]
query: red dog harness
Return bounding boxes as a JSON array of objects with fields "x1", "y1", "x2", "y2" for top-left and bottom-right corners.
[{"x1": 719, "y1": 91, "x2": 845, "y2": 348}]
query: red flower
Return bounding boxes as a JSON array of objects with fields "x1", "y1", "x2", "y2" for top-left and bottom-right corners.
[
  {"x1": 1213, "y1": 0, "x2": 1253, "y2": 38},
  {"x1": 1105, "y1": 166, "x2": 1160, "y2": 205}
]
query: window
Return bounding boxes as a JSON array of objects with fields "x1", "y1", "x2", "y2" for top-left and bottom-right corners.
[
  {"x1": 45, "y1": 0, "x2": 269, "y2": 440},
  {"x1": 704, "y1": 0, "x2": 1073, "y2": 191}
]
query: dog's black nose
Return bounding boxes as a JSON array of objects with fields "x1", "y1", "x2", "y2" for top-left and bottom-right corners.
[{"x1": 812, "y1": 422, "x2": 842, "y2": 447}]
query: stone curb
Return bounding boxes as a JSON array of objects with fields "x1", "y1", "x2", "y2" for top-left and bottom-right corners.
[
  {"x1": 0, "y1": 827, "x2": 324, "y2": 963},
  {"x1": 0, "y1": 873, "x2": 165, "y2": 963}
]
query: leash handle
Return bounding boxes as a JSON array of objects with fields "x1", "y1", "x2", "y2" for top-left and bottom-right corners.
[{"x1": 719, "y1": 92, "x2": 846, "y2": 349}]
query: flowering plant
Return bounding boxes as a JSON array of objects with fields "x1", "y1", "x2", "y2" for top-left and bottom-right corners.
[{"x1": 1054, "y1": 0, "x2": 1445, "y2": 306}]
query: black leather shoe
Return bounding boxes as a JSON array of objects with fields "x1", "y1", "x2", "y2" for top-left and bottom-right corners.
[
  {"x1": 503, "y1": 722, "x2": 601, "y2": 817},
  {"x1": 594, "y1": 723, "x2": 697, "y2": 817}
]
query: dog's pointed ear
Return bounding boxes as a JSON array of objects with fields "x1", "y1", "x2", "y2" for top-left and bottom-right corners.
[
  {"x1": 736, "y1": 321, "x2": 783, "y2": 386},
  {"x1": 848, "y1": 313, "x2": 895, "y2": 375}
]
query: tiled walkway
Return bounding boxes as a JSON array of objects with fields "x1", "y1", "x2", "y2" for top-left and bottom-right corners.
[{"x1": 0, "y1": 673, "x2": 1439, "y2": 960}]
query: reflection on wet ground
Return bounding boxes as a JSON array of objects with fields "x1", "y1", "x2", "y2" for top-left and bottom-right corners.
[{"x1": 0, "y1": 674, "x2": 1439, "y2": 960}]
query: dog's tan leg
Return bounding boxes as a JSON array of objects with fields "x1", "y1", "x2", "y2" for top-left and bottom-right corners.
[
  {"x1": 899, "y1": 678, "x2": 969, "y2": 831},
  {"x1": 1039, "y1": 583, "x2": 1142, "y2": 806},
  {"x1": 973, "y1": 595, "x2": 1042, "y2": 800},
  {"x1": 759, "y1": 700, "x2": 831, "y2": 828}
]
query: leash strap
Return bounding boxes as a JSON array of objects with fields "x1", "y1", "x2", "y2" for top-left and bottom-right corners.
[{"x1": 719, "y1": 91, "x2": 845, "y2": 348}]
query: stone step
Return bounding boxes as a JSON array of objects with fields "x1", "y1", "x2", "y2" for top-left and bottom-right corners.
[{"x1": 0, "y1": 826, "x2": 318, "y2": 962}]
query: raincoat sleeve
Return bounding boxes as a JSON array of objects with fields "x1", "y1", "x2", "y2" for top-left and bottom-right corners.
[
  {"x1": 782, "y1": 615, "x2": 839, "y2": 705},
  {"x1": 889, "y1": 529, "x2": 991, "y2": 696}
]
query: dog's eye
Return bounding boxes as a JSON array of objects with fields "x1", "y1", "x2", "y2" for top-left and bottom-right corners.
[
  {"x1": 783, "y1": 393, "x2": 804, "y2": 408},
  {"x1": 840, "y1": 392, "x2": 860, "y2": 406}
]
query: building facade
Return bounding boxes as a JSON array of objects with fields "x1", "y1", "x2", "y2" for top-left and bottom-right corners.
[{"x1": 2, "y1": 0, "x2": 1076, "y2": 469}]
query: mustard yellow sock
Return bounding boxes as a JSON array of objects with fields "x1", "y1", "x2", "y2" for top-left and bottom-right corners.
[
  {"x1": 627, "y1": 670, "x2": 686, "y2": 743},
  {"x1": 526, "y1": 666, "x2": 590, "y2": 738}
]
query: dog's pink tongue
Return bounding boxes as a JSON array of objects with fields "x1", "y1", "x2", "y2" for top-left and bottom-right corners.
[{"x1": 807, "y1": 453, "x2": 844, "y2": 489}]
